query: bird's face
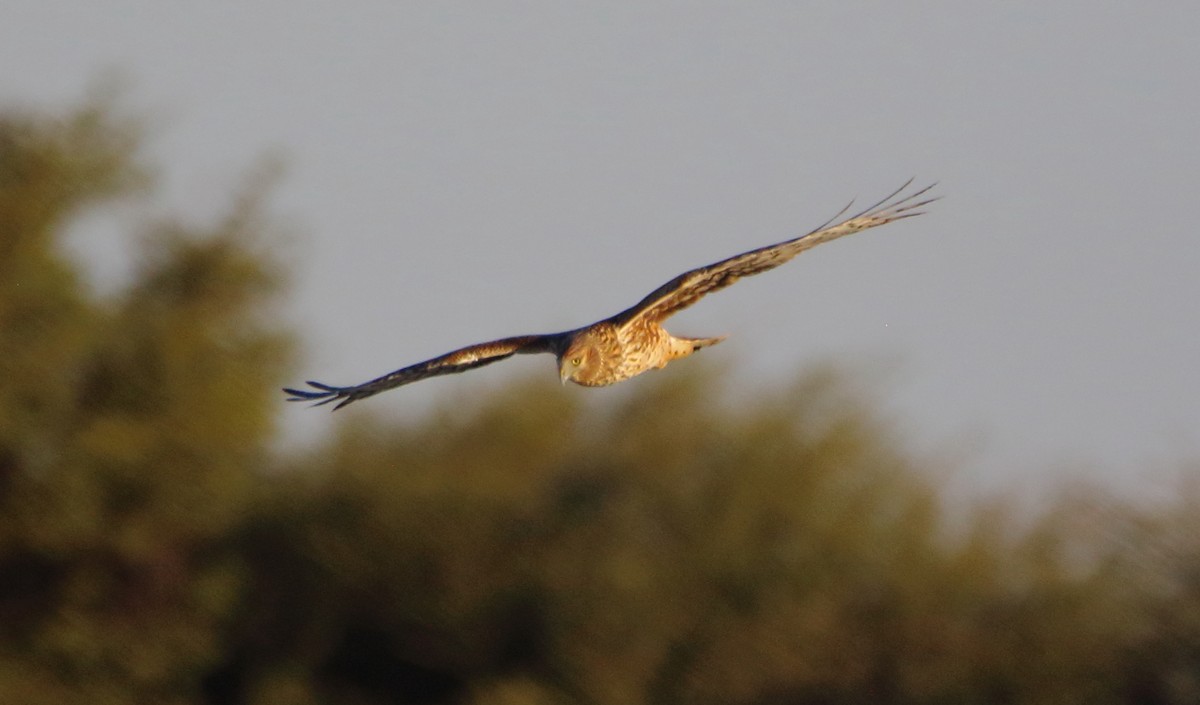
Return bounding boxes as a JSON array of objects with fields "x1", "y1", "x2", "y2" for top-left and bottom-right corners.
[{"x1": 558, "y1": 343, "x2": 600, "y2": 386}]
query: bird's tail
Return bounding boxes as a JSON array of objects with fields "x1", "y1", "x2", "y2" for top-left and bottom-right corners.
[{"x1": 679, "y1": 335, "x2": 727, "y2": 352}]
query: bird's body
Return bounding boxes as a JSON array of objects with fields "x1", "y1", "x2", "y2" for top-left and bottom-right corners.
[
  {"x1": 286, "y1": 180, "x2": 937, "y2": 409},
  {"x1": 558, "y1": 320, "x2": 726, "y2": 387}
]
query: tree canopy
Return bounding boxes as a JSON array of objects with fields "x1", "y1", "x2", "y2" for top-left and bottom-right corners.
[{"x1": 0, "y1": 97, "x2": 1197, "y2": 705}]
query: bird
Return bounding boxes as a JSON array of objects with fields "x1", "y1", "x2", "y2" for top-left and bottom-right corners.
[{"x1": 285, "y1": 180, "x2": 937, "y2": 410}]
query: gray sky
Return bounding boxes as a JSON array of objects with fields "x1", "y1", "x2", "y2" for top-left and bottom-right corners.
[{"x1": 4, "y1": 2, "x2": 1198, "y2": 496}]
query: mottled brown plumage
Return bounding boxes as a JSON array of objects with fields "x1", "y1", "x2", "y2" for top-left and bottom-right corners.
[{"x1": 285, "y1": 180, "x2": 937, "y2": 409}]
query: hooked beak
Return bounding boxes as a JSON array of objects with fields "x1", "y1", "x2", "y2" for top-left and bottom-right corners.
[{"x1": 559, "y1": 361, "x2": 570, "y2": 386}]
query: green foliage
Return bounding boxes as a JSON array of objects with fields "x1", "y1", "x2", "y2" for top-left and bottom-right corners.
[
  {"x1": 0, "y1": 97, "x2": 289, "y2": 704},
  {"x1": 2, "y1": 96, "x2": 1199, "y2": 705},
  {"x1": 254, "y1": 372, "x2": 1197, "y2": 705}
]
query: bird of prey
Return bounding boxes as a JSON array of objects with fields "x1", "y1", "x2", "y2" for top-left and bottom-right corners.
[{"x1": 286, "y1": 180, "x2": 937, "y2": 409}]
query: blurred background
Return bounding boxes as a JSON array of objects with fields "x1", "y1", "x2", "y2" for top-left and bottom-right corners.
[{"x1": 2, "y1": 3, "x2": 1198, "y2": 704}]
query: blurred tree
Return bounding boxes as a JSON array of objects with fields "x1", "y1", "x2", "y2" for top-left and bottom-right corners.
[
  {"x1": 0, "y1": 96, "x2": 291, "y2": 704},
  {"x1": 247, "y1": 366, "x2": 1199, "y2": 705},
  {"x1": 2, "y1": 95, "x2": 1199, "y2": 705}
]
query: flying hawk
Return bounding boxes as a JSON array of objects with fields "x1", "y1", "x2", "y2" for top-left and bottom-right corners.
[{"x1": 286, "y1": 180, "x2": 937, "y2": 409}]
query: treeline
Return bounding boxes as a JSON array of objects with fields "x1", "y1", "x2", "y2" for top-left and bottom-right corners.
[{"x1": 1, "y1": 98, "x2": 1197, "y2": 705}]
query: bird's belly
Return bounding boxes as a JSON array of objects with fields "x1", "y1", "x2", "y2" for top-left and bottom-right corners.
[{"x1": 608, "y1": 335, "x2": 672, "y2": 382}]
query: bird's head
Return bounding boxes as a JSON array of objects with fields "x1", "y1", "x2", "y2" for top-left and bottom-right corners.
[{"x1": 558, "y1": 340, "x2": 602, "y2": 386}]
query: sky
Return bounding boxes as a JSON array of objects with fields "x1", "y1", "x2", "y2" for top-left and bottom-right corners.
[{"x1": 3, "y1": 2, "x2": 1198, "y2": 497}]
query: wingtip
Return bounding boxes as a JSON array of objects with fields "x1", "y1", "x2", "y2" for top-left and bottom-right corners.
[
  {"x1": 283, "y1": 386, "x2": 319, "y2": 402},
  {"x1": 282, "y1": 380, "x2": 350, "y2": 408}
]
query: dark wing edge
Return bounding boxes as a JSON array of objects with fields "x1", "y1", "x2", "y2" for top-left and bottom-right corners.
[
  {"x1": 283, "y1": 333, "x2": 564, "y2": 410},
  {"x1": 611, "y1": 179, "x2": 939, "y2": 328}
]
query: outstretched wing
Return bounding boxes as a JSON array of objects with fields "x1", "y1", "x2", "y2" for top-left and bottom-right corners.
[
  {"x1": 611, "y1": 180, "x2": 938, "y2": 328},
  {"x1": 284, "y1": 334, "x2": 564, "y2": 410}
]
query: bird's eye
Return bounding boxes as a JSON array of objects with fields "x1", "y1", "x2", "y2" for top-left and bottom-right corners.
[{"x1": 571, "y1": 357, "x2": 582, "y2": 366}]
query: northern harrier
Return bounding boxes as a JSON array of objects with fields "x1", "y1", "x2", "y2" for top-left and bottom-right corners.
[{"x1": 286, "y1": 180, "x2": 936, "y2": 409}]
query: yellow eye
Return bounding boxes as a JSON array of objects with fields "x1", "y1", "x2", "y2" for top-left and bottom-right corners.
[{"x1": 571, "y1": 357, "x2": 582, "y2": 366}]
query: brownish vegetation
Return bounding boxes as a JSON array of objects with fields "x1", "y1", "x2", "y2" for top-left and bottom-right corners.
[{"x1": 1, "y1": 98, "x2": 1197, "y2": 705}]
